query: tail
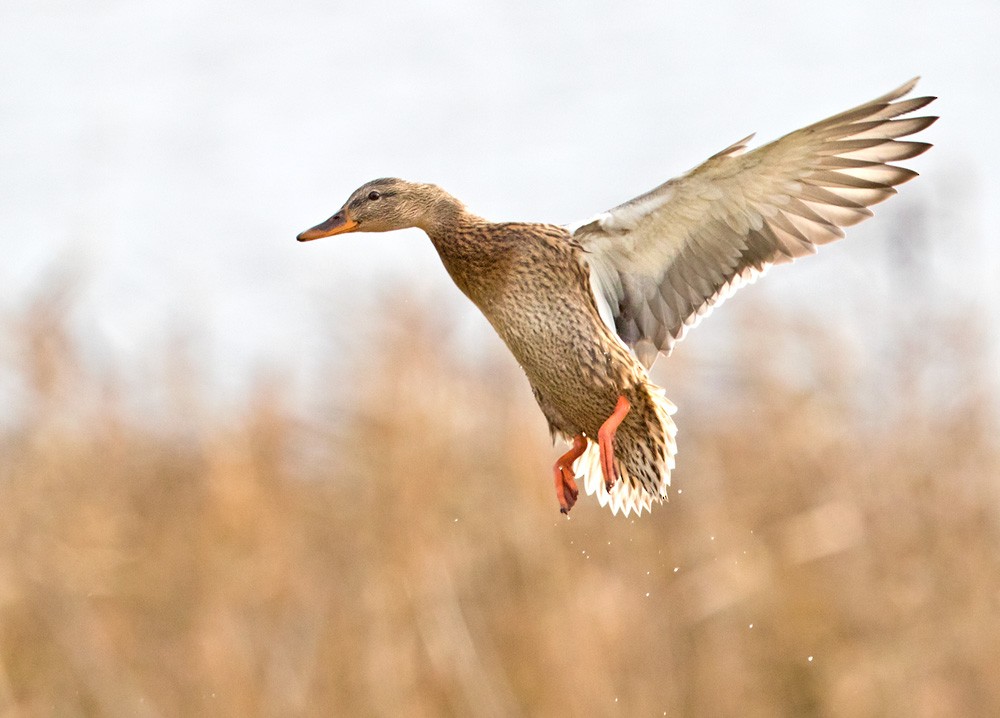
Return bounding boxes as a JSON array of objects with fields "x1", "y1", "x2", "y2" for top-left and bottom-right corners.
[{"x1": 572, "y1": 384, "x2": 678, "y2": 517}]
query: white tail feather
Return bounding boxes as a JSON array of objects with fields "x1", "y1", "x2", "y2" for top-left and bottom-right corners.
[{"x1": 572, "y1": 385, "x2": 678, "y2": 517}]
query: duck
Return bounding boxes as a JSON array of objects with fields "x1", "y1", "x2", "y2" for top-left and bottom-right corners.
[{"x1": 297, "y1": 78, "x2": 936, "y2": 517}]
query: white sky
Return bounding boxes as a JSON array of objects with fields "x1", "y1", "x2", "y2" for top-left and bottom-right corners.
[{"x1": 2, "y1": 0, "x2": 997, "y2": 401}]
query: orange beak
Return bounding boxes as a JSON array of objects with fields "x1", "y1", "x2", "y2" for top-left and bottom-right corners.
[{"x1": 296, "y1": 210, "x2": 359, "y2": 241}]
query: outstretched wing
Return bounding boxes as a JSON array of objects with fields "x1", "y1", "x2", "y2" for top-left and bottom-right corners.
[{"x1": 573, "y1": 78, "x2": 936, "y2": 368}]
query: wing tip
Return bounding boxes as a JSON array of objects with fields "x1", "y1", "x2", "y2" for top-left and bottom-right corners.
[
  {"x1": 895, "y1": 76, "x2": 921, "y2": 97},
  {"x1": 709, "y1": 133, "x2": 756, "y2": 160}
]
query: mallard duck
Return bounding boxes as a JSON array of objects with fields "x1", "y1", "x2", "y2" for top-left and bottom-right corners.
[{"x1": 297, "y1": 78, "x2": 936, "y2": 517}]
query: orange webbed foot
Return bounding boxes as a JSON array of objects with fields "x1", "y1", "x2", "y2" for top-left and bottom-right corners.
[
  {"x1": 597, "y1": 395, "x2": 631, "y2": 493},
  {"x1": 553, "y1": 435, "x2": 587, "y2": 514}
]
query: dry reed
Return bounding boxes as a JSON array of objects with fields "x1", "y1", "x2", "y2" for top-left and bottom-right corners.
[{"x1": 1, "y1": 267, "x2": 998, "y2": 717}]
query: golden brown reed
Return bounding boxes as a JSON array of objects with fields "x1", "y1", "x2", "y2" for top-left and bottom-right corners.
[{"x1": 1, "y1": 275, "x2": 998, "y2": 717}]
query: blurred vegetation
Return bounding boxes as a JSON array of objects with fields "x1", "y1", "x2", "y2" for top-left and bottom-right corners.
[{"x1": 1, "y1": 255, "x2": 999, "y2": 717}]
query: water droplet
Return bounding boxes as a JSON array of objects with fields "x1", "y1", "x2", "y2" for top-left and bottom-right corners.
[
  {"x1": 808, "y1": 656, "x2": 814, "y2": 662},
  {"x1": 673, "y1": 567, "x2": 679, "y2": 573},
  {"x1": 645, "y1": 592, "x2": 650, "y2": 597},
  {"x1": 749, "y1": 623, "x2": 753, "y2": 629}
]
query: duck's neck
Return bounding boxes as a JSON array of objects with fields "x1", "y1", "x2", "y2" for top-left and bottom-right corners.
[
  {"x1": 420, "y1": 195, "x2": 489, "y2": 257},
  {"x1": 417, "y1": 194, "x2": 481, "y2": 236},
  {"x1": 420, "y1": 199, "x2": 502, "y2": 304}
]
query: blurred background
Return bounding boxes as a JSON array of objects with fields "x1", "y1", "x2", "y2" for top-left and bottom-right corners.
[{"x1": 3, "y1": 0, "x2": 1000, "y2": 715}]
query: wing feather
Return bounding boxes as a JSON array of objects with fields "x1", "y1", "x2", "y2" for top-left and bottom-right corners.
[{"x1": 575, "y1": 79, "x2": 936, "y2": 365}]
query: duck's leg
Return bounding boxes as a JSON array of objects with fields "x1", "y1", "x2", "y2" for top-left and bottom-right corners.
[
  {"x1": 553, "y1": 434, "x2": 587, "y2": 514},
  {"x1": 598, "y1": 395, "x2": 631, "y2": 492}
]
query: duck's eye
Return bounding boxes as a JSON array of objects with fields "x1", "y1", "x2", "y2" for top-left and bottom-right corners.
[{"x1": 368, "y1": 190, "x2": 381, "y2": 201}]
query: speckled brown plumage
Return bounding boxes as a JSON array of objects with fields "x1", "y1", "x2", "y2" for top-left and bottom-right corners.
[
  {"x1": 297, "y1": 78, "x2": 936, "y2": 517},
  {"x1": 426, "y1": 214, "x2": 674, "y2": 504}
]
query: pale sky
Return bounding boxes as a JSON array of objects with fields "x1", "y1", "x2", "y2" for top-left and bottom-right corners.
[{"x1": 2, "y1": 0, "x2": 997, "y2": 402}]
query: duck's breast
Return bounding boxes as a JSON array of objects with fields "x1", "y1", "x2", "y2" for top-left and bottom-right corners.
[{"x1": 472, "y1": 226, "x2": 642, "y2": 436}]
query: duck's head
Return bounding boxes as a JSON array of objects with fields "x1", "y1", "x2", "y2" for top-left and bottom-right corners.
[{"x1": 296, "y1": 178, "x2": 463, "y2": 241}]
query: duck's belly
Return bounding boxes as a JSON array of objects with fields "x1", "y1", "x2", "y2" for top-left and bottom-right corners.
[{"x1": 482, "y1": 285, "x2": 643, "y2": 439}]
